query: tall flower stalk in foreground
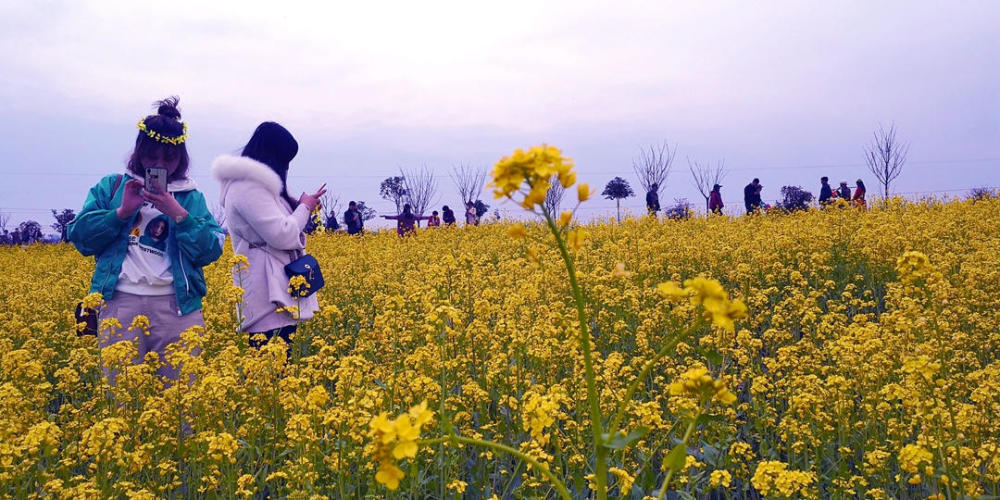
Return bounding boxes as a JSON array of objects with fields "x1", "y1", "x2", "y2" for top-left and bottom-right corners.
[{"x1": 367, "y1": 145, "x2": 747, "y2": 498}]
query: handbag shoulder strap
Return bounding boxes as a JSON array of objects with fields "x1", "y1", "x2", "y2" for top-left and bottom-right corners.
[
  {"x1": 110, "y1": 174, "x2": 124, "y2": 199},
  {"x1": 248, "y1": 240, "x2": 301, "y2": 260}
]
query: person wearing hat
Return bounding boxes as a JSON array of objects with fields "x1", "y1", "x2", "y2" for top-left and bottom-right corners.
[
  {"x1": 709, "y1": 183, "x2": 724, "y2": 214},
  {"x1": 68, "y1": 96, "x2": 224, "y2": 384},
  {"x1": 212, "y1": 122, "x2": 327, "y2": 352}
]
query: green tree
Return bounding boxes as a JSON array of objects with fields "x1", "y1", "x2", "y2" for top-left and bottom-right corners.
[{"x1": 602, "y1": 177, "x2": 635, "y2": 222}]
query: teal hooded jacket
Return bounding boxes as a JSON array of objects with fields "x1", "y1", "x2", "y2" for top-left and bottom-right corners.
[{"x1": 67, "y1": 173, "x2": 225, "y2": 315}]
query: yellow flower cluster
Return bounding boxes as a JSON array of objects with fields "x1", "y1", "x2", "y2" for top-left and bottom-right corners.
[
  {"x1": 657, "y1": 277, "x2": 748, "y2": 332},
  {"x1": 751, "y1": 460, "x2": 817, "y2": 499},
  {"x1": 668, "y1": 367, "x2": 737, "y2": 405},
  {"x1": 896, "y1": 250, "x2": 932, "y2": 283},
  {"x1": 287, "y1": 274, "x2": 310, "y2": 297},
  {"x1": 490, "y1": 144, "x2": 575, "y2": 210},
  {"x1": 136, "y1": 118, "x2": 189, "y2": 145},
  {"x1": 367, "y1": 401, "x2": 433, "y2": 490}
]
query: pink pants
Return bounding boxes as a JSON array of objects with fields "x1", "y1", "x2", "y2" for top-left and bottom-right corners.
[{"x1": 99, "y1": 291, "x2": 204, "y2": 383}]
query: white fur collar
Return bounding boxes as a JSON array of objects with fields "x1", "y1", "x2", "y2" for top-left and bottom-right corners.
[{"x1": 211, "y1": 154, "x2": 283, "y2": 195}]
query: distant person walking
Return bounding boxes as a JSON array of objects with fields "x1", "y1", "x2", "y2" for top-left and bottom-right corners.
[
  {"x1": 744, "y1": 178, "x2": 762, "y2": 214},
  {"x1": 645, "y1": 183, "x2": 661, "y2": 215},
  {"x1": 709, "y1": 184, "x2": 724, "y2": 214},
  {"x1": 442, "y1": 205, "x2": 456, "y2": 226},
  {"x1": 384, "y1": 204, "x2": 430, "y2": 235},
  {"x1": 212, "y1": 121, "x2": 325, "y2": 352},
  {"x1": 344, "y1": 201, "x2": 364, "y2": 235},
  {"x1": 819, "y1": 176, "x2": 833, "y2": 207},
  {"x1": 465, "y1": 202, "x2": 478, "y2": 226},
  {"x1": 853, "y1": 179, "x2": 867, "y2": 210}
]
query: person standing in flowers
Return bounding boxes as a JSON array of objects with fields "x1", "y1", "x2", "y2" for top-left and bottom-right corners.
[
  {"x1": 709, "y1": 183, "x2": 724, "y2": 214},
  {"x1": 427, "y1": 210, "x2": 441, "y2": 227},
  {"x1": 645, "y1": 183, "x2": 660, "y2": 215},
  {"x1": 344, "y1": 201, "x2": 364, "y2": 235},
  {"x1": 465, "y1": 201, "x2": 478, "y2": 226},
  {"x1": 853, "y1": 178, "x2": 867, "y2": 210},
  {"x1": 211, "y1": 122, "x2": 325, "y2": 350},
  {"x1": 441, "y1": 205, "x2": 456, "y2": 226},
  {"x1": 836, "y1": 180, "x2": 851, "y2": 201},
  {"x1": 67, "y1": 97, "x2": 224, "y2": 383},
  {"x1": 744, "y1": 178, "x2": 762, "y2": 214},
  {"x1": 819, "y1": 176, "x2": 833, "y2": 207},
  {"x1": 383, "y1": 203, "x2": 430, "y2": 235}
]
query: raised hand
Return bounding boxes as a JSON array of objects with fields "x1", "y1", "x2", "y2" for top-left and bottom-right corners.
[
  {"x1": 298, "y1": 183, "x2": 328, "y2": 211},
  {"x1": 116, "y1": 179, "x2": 145, "y2": 220},
  {"x1": 142, "y1": 188, "x2": 188, "y2": 221}
]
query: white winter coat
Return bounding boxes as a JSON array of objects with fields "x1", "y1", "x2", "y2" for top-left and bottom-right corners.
[{"x1": 211, "y1": 155, "x2": 319, "y2": 332}]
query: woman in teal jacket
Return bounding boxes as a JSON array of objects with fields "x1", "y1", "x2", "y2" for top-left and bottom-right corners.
[{"x1": 68, "y1": 97, "x2": 224, "y2": 383}]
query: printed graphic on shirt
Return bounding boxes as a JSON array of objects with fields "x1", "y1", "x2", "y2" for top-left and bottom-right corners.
[{"x1": 129, "y1": 207, "x2": 170, "y2": 255}]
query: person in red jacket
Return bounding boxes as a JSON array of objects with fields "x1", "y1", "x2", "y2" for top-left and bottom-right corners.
[
  {"x1": 853, "y1": 179, "x2": 867, "y2": 210},
  {"x1": 709, "y1": 184, "x2": 724, "y2": 214}
]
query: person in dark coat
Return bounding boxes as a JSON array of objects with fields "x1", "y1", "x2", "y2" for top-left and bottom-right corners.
[
  {"x1": 344, "y1": 201, "x2": 363, "y2": 235},
  {"x1": 819, "y1": 176, "x2": 832, "y2": 207},
  {"x1": 442, "y1": 205, "x2": 456, "y2": 226},
  {"x1": 645, "y1": 183, "x2": 660, "y2": 215},
  {"x1": 709, "y1": 184, "x2": 724, "y2": 214},
  {"x1": 837, "y1": 181, "x2": 851, "y2": 201},
  {"x1": 324, "y1": 210, "x2": 340, "y2": 232},
  {"x1": 744, "y1": 178, "x2": 762, "y2": 214}
]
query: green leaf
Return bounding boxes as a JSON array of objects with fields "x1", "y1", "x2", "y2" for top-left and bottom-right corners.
[
  {"x1": 665, "y1": 443, "x2": 687, "y2": 473},
  {"x1": 704, "y1": 349, "x2": 723, "y2": 365},
  {"x1": 602, "y1": 427, "x2": 650, "y2": 450},
  {"x1": 696, "y1": 414, "x2": 723, "y2": 426}
]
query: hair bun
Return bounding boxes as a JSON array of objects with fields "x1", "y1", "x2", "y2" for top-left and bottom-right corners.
[{"x1": 154, "y1": 96, "x2": 182, "y2": 120}]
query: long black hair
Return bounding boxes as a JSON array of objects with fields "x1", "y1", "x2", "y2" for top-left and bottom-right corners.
[
  {"x1": 241, "y1": 122, "x2": 299, "y2": 209},
  {"x1": 127, "y1": 96, "x2": 189, "y2": 181}
]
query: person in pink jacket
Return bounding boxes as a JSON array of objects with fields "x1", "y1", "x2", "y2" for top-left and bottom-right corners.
[{"x1": 212, "y1": 122, "x2": 326, "y2": 353}]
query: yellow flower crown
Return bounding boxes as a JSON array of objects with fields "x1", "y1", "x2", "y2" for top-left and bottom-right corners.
[{"x1": 136, "y1": 118, "x2": 189, "y2": 145}]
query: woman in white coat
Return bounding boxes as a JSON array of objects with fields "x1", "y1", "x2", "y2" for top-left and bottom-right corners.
[{"x1": 212, "y1": 122, "x2": 326, "y2": 351}]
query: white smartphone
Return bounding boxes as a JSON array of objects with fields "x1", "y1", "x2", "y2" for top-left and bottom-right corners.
[{"x1": 144, "y1": 167, "x2": 168, "y2": 194}]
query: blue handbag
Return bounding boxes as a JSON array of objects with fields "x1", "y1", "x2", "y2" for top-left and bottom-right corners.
[{"x1": 284, "y1": 253, "x2": 324, "y2": 298}]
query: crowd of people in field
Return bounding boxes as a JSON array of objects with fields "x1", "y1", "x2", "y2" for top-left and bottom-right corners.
[
  {"x1": 644, "y1": 176, "x2": 868, "y2": 217},
  {"x1": 322, "y1": 200, "x2": 480, "y2": 237}
]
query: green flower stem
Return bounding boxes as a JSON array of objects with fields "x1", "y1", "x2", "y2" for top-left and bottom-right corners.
[
  {"x1": 543, "y1": 210, "x2": 608, "y2": 500},
  {"x1": 420, "y1": 436, "x2": 572, "y2": 500},
  {"x1": 656, "y1": 410, "x2": 702, "y2": 500},
  {"x1": 607, "y1": 330, "x2": 689, "y2": 439}
]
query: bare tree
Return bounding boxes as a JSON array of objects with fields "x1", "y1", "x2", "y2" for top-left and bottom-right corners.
[
  {"x1": 688, "y1": 158, "x2": 727, "y2": 212},
  {"x1": 864, "y1": 123, "x2": 908, "y2": 198},
  {"x1": 633, "y1": 141, "x2": 677, "y2": 197},
  {"x1": 401, "y1": 165, "x2": 438, "y2": 224},
  {"x1": 451, "y1": 164, "x2": 487, "y2": 205},
  {"x1": 543, "y1": 178, "x2": 566, "y2": 216}
]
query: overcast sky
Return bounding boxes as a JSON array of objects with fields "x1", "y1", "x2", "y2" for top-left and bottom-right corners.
[{"x1": 1, "y1": 0, "x2": 998, "y2": 229}]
